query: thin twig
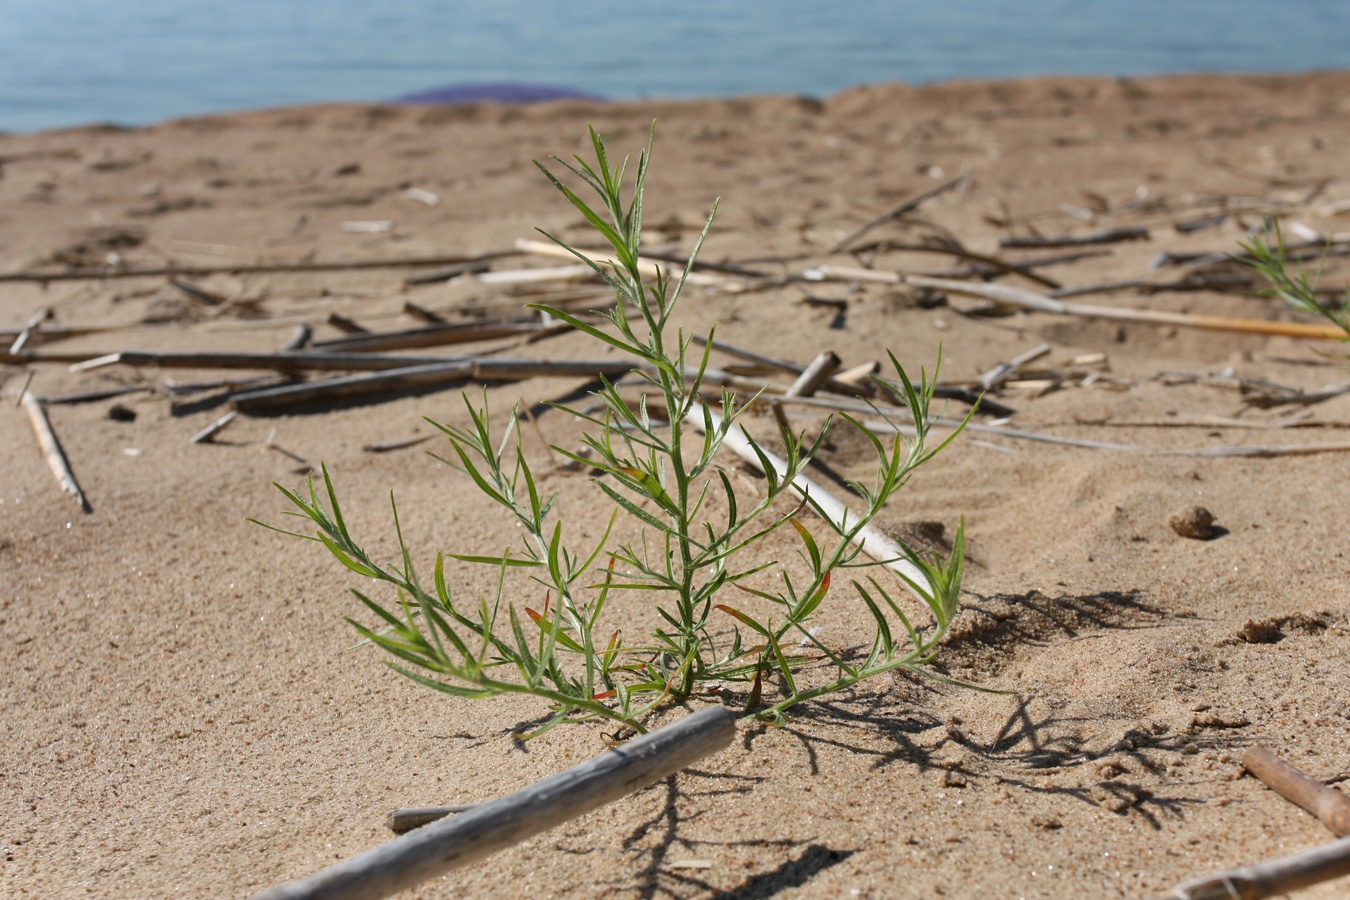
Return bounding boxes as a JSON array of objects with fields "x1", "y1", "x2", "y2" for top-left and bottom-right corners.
[
  {"x1": 1000, "y1": 225, "x2": 1150, "y2": 248},
  {"x1": 828, "y1": 174, "x2": 968, "y2": 253},
  {"x1": 386, "y1": 806, "x2": 476, "y2": 835},
  {"x1": 21, "y1": 391, "x2": 91, "y2": 513},
  {"x1": 0, "y1": 250, "x2": 519, "y2": 283},
  {"x1": 9, "y1": 306, "x2": 52, "y2": 354},
  {"x1": 976, "y1": 344, "x2": 1053, "y2": 392},
  {"x1": 190, "y1": 410, "x2": 239, "y2": 444}
]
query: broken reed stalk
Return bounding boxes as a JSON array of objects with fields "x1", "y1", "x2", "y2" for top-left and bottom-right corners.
[
  {"x1": 976, "y1": 343, "x2": 1053, "y2": 392},
  {"x1": 772, "y1": 350, "x2": 841, "y2": 433},
  {"x1": 226, "y1": 358, "x2": 641, "y2": 411},
  {"x1": 999, "y1": 225, "x2": 1150, "y2": 248},
  {"x1": 70, "y1": 350, "x2": 480, "y2": 374},
  {"x1": 1163, "y1": 837, "x2": 1350, "y2": 900},
  {"x1": 0, "y1": 250, "x2": 519, "y2": 283},
  {"x1": 1243, "y1": 745, "x2": 1350, "y2": 837},
  {"x1": 310, "y1": 320, "x2": 543, "y2": 353},
  {"x1": 688, "y1": 335, "x2": 872, "y2": 397},
  {"x1": 9, "y1": 306, "x2": 52, "y2": 354},
  {"x1": 20, "y1": 391, "x2": 91, "y2": 513},
  {"x1": 906, "y1": 275, "x2": 1349, "y2": 340},
  {"x1": 251, "y1": 707, "x2": 734, "y2": 900},
  {"x1": 190, "y1": 410, "x2": 238, "y2": 444},
  {"x1": 386, "y1": 805, "x2": 476, "y2": 835},
  {"x1": 685, "y1": 401, "x2": 929, "y2": 592}
]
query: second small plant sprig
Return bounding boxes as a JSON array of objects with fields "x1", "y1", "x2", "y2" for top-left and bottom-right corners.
[
  {"x1": 258, "y1": 124, "x2": 977, "y2": 737},
  {"x1": 1239, "y1": 221, "x2": 1350, "y2": 339}
]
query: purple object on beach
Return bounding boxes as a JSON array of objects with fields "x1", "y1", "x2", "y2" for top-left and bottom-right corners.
[{"x1": 392, "y1": 83, "x2": 606, "y2": 105}]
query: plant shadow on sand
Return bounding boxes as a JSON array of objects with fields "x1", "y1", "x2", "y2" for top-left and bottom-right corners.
[{"x1": 595, "y1": 771, "x2": 855, "y2": 899}]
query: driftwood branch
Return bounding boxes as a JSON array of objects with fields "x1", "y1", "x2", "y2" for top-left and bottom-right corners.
[
  {"x1": 21, "y1": 391, "x2": 91, "y2": 513},
  {"x1": 251, "y1": 707, "x2": 734, "y2": 900}
]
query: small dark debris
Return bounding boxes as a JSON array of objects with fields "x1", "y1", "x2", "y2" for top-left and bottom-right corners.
[{"x1": 107, "y1": 404, "x2": 137, "y2": 422}]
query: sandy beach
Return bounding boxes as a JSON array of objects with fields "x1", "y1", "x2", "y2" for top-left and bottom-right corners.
[{"x1": 3, "y1": 71, "x2": 1349, "y2": 898}]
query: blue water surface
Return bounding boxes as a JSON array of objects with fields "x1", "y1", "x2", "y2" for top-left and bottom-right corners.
[{"x1": 1, "y1": 0, "x2": 1346, "y2": 133}]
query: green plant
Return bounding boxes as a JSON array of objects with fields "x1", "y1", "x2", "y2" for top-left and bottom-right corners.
[
  {"x1": 254, "y1": 126, "x2": 974, "y2": 737},
  {"x1": 1239, "y1": 221, "x2": 1349, "y2": 337}
]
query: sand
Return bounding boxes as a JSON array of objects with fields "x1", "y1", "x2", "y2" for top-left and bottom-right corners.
[{"x1": 2, "y1": 71, "x2": 1349, "y2": 899}]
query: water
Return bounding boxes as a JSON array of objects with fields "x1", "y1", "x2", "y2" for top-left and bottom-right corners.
[{"x1": 1, "y1": 0, "x2": 1346, "y2": 134}]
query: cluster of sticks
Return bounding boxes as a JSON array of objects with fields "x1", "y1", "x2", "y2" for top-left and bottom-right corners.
[
  {"x1": 7, "y1": 175, "x2": 1350, "y2": 514},
  {"x1": 1154, "y1": 745, "x2": 1350, "y2": 900}
]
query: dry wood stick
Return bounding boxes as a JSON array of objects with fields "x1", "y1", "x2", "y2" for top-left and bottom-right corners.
[
  {"x1": 0, "y1": 250, "x2": 519, "y2": 283},
  {"x1": 401, "y1": 301, "x2": 446, "y2": 324},
  {"x1": 685, "y1": 401, "x2": 929, "y2": 592},
  {"x1": 1161, "y1": 836, "x2": 1350, "y2": 900},
  {"x1": 9, "y1": 306, "x2": 52, "y2": 354},
  {"x1": 386, "y1": 805, "x2": 476, "y2": 835},
  {"x1": 512, "y1": 238, "x2": 726, "y2": 287},
  {"x1": 772, "y1": 351, "x2": 841, "y2": 433},
  {"x1": 230, "y1": 362, "x2": 474, "y2": 411},
  {"x1": 362, "y1": 435, "x2": 434, "y2": 453},
  {"x1": 0, "y1": 323, "x2": 106, "y2": 342},
  {"x1": 41, "y1": 385, "x2": 152, "y2": 405},
  {"x1": 280, "y1": 324, "x2": 312, "y2": 352},
  {"x1": 251, "y1": 707, "x2": 734, "y2": 900},
  {"x1": 226, "y1": 359, "x2": 642, "y2": 412},
  {"x1": 310, "y1": 320, "x2": 540, "y2": 353},
  {"x1": 70, "y1": 350, "x2": 478, "y2": 374},
  {"x1": 21, "y1": 391, "x2": 91, "y2": 513},
  {"x1": 191, "y1": 410, "x2": 238, "y2": 444},
  {"x1": 1243, "y1": 745, "x2": 1350, "y2": 837},
  {"x1": 828, "y1": 174, "x2": 968, "y2": 253},
  {"x1": 4, "y1": 350, "x2": 123, "y2": 366},
  {"x1": 976, "y1": 344, "x2": 1053, "y2": 392},
  {"x1": 689, "y1": 335, "x2": 872, "y2": 398},
  {"x1": 785, "y1": 351, "x2": 842, "y2": 398},
  {"x1": 478, "y1": 264, "x2": 594, "y2": 285},
  {"x1": 170, "y1": 277, "x2": 226, "y2": 307},
  {"x1": 1000, "y1": 225, "x2": 1150, "y2": 248},
  {"x1": 402, "y1": 259, "x2": 493, "y2": 285},
  {"x1": 907, "y1": 275, "x2": 1349, "y2": 340},
  {"x1": 326, "y1": 313, "x2": 369, "y2": 335},
  {"x1": 801, "y1": 264, "x2": 900, "y2": 285}
]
